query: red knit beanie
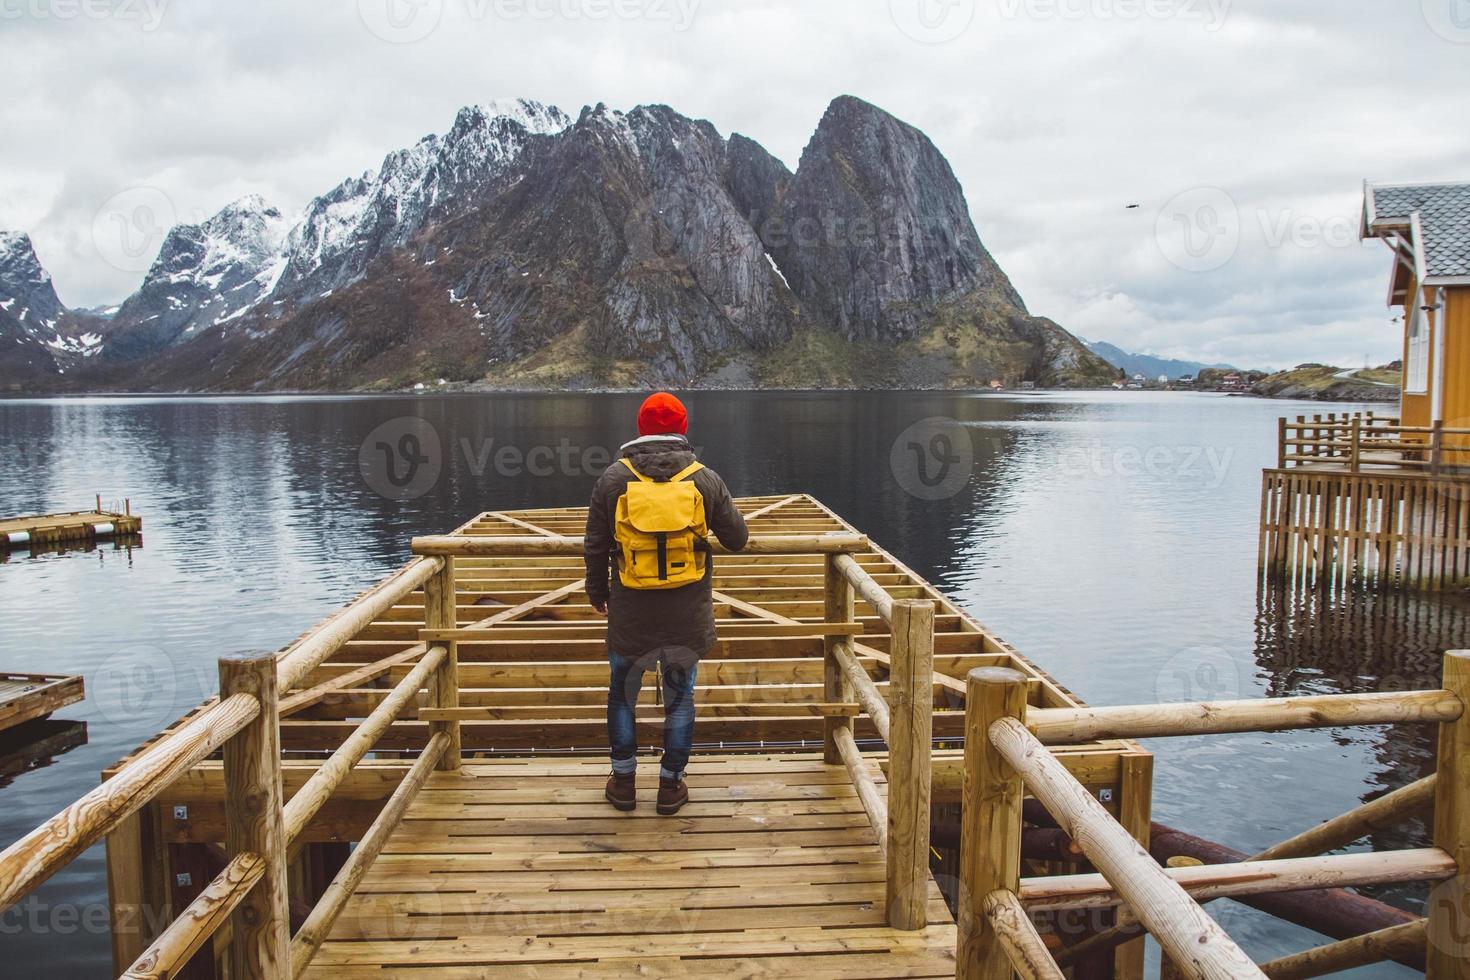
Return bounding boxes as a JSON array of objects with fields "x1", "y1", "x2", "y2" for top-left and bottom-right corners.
[{"x1": 637, "y1": 392, "x2": 688, "y2": 436}]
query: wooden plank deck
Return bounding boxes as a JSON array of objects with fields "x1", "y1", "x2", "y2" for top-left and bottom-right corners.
[
  {"x1": 301, "y1": 754, "x2": 958, "y2": 978},
  {"x1": 0, "y1": 673, "x2": 84, "y2": 732}
]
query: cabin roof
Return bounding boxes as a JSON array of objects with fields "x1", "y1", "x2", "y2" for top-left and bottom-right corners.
[{"x1": 1363, "y1": 181, "x2": 1470, "y2": 288}]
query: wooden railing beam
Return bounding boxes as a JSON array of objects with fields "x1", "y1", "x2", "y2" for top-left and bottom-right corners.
[
  {"x1": 0, "y1": 692, "x2": 259, "y2": 911},
  {"x1": 1428, "y1": 651, "x2": 1470, "y2": 979},
  {"x1": 411, "y1": 533, "x2": 869, "y2": 557},
  {"x1": 1028, "y1": 689, "x2": 1462, "y2": 745},
  {"x1": 424, "y1": 555, "x2": 461, "y2": 771},
  {"x1": 219, "y1": 654, "x2": 290, "y2": 979},
  {"x1": 885, "y1": 598, "x2": 934, "y2": 931},
  {"x1": 957, "y1": 667, "x2": 1028, "y2": 980},
  {"x1": 990, "y1": 716, "x2": 1265, "y2": 979},
  {"x1": 121, "y1": 851, "x2": 264, "y2": 980},
  {"x1": 288, "y1": 731, "x2": 449, "y2": 977}
]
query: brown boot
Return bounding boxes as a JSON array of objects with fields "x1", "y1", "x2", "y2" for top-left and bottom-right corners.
[
  {"x1": 605, "y1": 772, "x2": 636, "y2": 812},
  {"x1": 656, "y1": 776, "x2": 688, "y2": 815}
]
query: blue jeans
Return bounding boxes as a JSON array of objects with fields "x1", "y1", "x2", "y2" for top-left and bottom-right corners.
[{"x1": 608, "y1": 647, "x2": 699, "y2": 781}]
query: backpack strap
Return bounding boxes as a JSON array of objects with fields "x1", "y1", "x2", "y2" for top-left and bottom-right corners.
[
  {"x1": 621, "y1": 459, "x2": 656, "y2": 483},
  {"x1": 671, "y1": 462, "x2": 705, "y2": 482}
]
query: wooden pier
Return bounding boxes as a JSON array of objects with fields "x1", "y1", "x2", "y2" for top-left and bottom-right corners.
[
  {"x1": 0, "y1": 673, "x2": 84, "y2": 732},
  {"x1": 0, "y1": 493, "x2": 1466, "y2": 978},
  {"x1": 1260, "y1": 413, "x2": 1470, "y2": 589},
  {"x1": 0, "y1": 500, "x2": 141, "y2": 551}
]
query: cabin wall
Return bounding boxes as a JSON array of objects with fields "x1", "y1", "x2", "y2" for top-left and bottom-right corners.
[{"x1": 1443, "y1": 287, "x2": 1470, "y2": 454}]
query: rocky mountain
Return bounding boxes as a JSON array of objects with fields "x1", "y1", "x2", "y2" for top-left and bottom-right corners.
[
  {"x1": 102, "y1": 195, "x2": 292, "y2": 361},
  {"x1": 5, "y1": 96, "x2": 1116, "y2": 392},
  {"x1": 0, "y1": 232, "x2": 107, "y2": 386}
]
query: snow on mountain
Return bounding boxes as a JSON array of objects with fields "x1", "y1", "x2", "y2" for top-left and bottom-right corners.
[
  {"x1": 103, "y1": 194, "x2": 293, "y2": 359},
  {"x1": 0, "y1": 231, "x2": 66, "y2": 334},
  {"x1": 275, "y1": 98, "x2": 571, "y2": 294}
]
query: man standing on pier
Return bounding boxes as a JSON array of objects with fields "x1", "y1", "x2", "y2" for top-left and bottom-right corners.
[{"x1": 585, "y1": 392, "x2": 749, "y2": 815}]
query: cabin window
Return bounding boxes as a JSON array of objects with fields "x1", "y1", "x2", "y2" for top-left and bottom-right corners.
[{"x1": 1406, "y1": 301, "x2": 1430, "y2": 394}]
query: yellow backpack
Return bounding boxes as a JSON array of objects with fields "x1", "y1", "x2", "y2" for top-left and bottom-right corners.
[{"x1": 614, "y1": 459, "x2": 708, "y2": 590}]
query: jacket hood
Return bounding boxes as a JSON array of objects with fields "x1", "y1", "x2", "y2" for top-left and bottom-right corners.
[{"x1": 619, "y1": 434, "x2": 697, "y2": 481}]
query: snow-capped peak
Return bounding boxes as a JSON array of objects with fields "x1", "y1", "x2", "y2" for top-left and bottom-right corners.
[
  {"x1": 0, "y1": 229, "x2": 65, "y2": 332},
  {"x1": 277, "y1": 99, "x2": 571, "y2": 293}
]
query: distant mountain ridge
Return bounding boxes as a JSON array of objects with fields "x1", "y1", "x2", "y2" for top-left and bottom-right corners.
[
  {"x1": 2, "y1": 96, "x2": 1117, "y2": 392},
  {"x1": 1085, "y1": 339, "x2": 1236, "y2": 380}
]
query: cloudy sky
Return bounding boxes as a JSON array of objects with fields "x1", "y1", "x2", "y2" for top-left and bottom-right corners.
[{"x1": 2, "y1": 0, "x2": 1466, "y2": 369}]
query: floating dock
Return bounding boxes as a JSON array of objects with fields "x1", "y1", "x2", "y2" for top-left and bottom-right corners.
[
  {"x1": 0, "y1": 673, "x2": 84, "y2": 733},
  {"x1": 0, "y1": 494, "x2": 1464, "y2": 979},
  {"x1": 0, "y1": 503, "x2": 141, "y2": 551}
]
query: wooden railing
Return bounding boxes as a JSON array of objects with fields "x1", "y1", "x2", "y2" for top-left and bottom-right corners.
[
  {"x1": 1278, "y1": 412, "x2": 1470, "y2": 472},
  {"x1": 826, "y1": 551, "x2": 935, "y2": 931},
  {"x1": 0, "y1": 554, "x2": 461, "y2": 980},
  {"x1": 956, "y1": 652, "x2": 1470, "y2": 979}
]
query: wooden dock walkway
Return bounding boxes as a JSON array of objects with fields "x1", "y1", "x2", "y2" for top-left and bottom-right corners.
[
  {"x1": 5, "y1": 492, "x2": 1467, "y2": 979},
  {"x1": 303, "y1": 755, "x2": 957, "y2": 977}
]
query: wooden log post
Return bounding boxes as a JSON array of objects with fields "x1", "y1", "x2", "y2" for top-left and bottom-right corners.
[
  {"x1": 218, "y1": 654, "x2": 289, "y2": 979},
  {"x1": 886, "y1": 598, "x2": 935, "y2": 931},
  {"x1": 823, "y1": 555, "x2": 855, "y2": 765},
  {"x1": 1350, "y1": 415, "x2": 1362, "y2": 472},
  {"x1": 423, "y1": 556, "x2": 461, "y2": 770},
  {"x1": 958, "y1": 667, "x2": 1029, "y2": 980},
  {"x1": 1278, "y1": 417, "x2": 1287, "y2": 469},
  {"x1": 1428, "y1": 650, "x2": 1470, "y2": 978}
]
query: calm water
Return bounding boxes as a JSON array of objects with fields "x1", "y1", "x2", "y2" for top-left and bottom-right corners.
[{"x1": 2, "y1": 390, "x2": 1465, "y2": 976}]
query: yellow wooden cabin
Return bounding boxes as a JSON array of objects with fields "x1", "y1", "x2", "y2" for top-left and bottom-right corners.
[{"x1": 1362, "y1": 180, "x2": 1470, "y2": 447}]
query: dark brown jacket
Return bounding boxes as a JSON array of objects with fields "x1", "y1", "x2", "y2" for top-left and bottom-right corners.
[{"x1": 584, "y1": 435, "x2": 749, "y2": 657}]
